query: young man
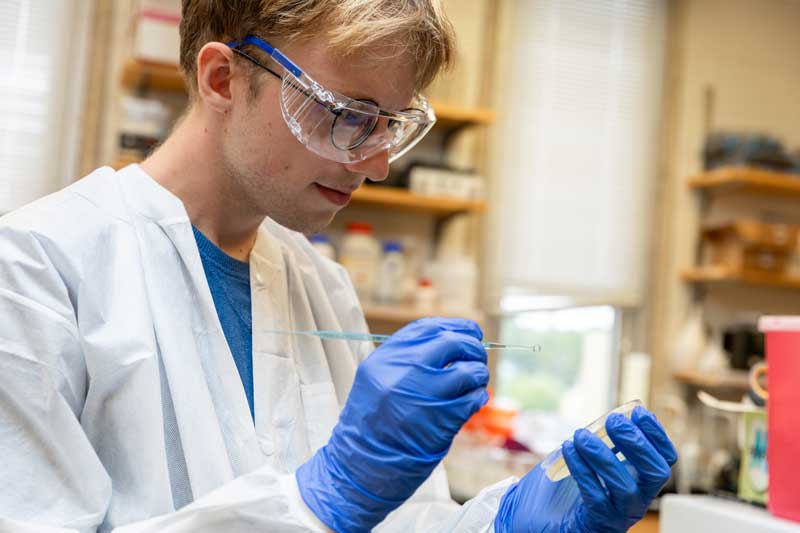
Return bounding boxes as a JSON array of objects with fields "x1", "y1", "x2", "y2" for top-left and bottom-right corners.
[{"x1": 0, "y1": 1, "x2": 676, "y2": 531}]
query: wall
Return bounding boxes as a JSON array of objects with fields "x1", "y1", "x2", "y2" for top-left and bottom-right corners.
[{"x1": 646, "y1": 0, "x2": 800, "y2": 403}]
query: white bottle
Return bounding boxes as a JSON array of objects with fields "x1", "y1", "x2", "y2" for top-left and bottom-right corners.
[
  {"x1": 376, "y1": 241, "x2": 405, "y2": 304},
  {"x1": 308, "y1": 234, "x2": 336, "y2": 261},
  {"x1": 339, "y1": 222, "x2": 381, "y2": 303},
  {"x1": 415, "y1": 278, "x2": 437, "y2": 313}
]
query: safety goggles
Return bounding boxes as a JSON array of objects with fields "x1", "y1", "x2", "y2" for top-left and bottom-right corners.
[{"x1": 226, "y1": 36, "x2": 436, "y2": 164}]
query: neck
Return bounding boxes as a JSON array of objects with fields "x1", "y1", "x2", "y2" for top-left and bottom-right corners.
[{"x1": 141, "y1": 106, "x2": 261, "y2": 262}]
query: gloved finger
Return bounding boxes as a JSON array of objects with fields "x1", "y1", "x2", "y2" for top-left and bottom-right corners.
[
  {"x1": 562, "y1": 439, "x2": 614, "y2": 515},
  {"x1": 632, "y1": 407, "x2": 678, "y2": 466},
  {"x1": 426, "y1": 360, "x2": 490, "y2": 399},
  {"x1": 573, "y1": 428, "x2": 641, "y2": 512},
  {"x1": 462, "y1": 386, "x2": 490, "y2": 417},
  {"x1": 386, "y1": 319, "x2": 487, "y2": 367},
  {"x1": 427, "y1": 330, "x2": 488, "y2": 367},
  {"x1": 606, "y1": 414, "x2": 671, "y2": 496},
  {"x1": 396, "y1": 329, "x2": 488, "y2": 367}
]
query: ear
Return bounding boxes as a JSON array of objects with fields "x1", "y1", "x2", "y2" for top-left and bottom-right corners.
[{"x1": 195, "y1": 42, "x2": 238, "y2": 112}]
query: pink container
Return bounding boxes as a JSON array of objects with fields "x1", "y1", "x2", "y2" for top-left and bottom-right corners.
[{"x1": 758, "y1": 316, "x2": 800, "y2": 523}]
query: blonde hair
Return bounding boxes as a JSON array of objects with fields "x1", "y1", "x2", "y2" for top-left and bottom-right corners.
[{"x1": 179, "y1": 0, "x2": 456, "y2": 95}]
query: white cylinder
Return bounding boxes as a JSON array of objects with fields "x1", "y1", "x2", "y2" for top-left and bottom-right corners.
[
  {"x1": 339, "y1": 223, "x2": 381, "y2": 303},
  {"x1": 376, "y1": 242, "x2": 406, "y2": 304}
]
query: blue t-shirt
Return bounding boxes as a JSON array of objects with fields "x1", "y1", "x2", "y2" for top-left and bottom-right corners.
[{"x1": 192, "y1": 226, "x2": 254, "y2": 420}]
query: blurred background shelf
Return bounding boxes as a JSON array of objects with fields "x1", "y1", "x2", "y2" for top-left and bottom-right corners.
[
  {"x1": 688, "y1": 167, "x2": 800, "y2": 197},
  {"x1": 682, "y1": 266, "x2": 800, "y2": 290},
  {"x1": 120, "y1": 59, "x2": 494, "y2": 133},
  {"x1": 111, "y1": 156, "x2": 141, "y2": 170},
  {"x1": 672, "y1": 369, "x2": 750, "y2": 391},
  {"x1": 106, "y1": 163, "x2": 487, "y2": 215},
  {"x1": 121, "y1": 59, "x2": 187, "y2": 93},
  {"x1": 362, "y1": 303, "x2": 485, "y2": 325},
  {"x1": 352, "y1": 186, "x2": 486, "y2": 215}
]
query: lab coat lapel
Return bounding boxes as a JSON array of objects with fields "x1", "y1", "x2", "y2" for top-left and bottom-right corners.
[
  {"x1": 117, "y1": 166, "x2": 263, "y2": 497},
  {"x1": 252, "y1": 224, "x2": 360, "y2": 460},
  {"x1": 250, "y1": 229, "x2": 310, "y2": 470}
]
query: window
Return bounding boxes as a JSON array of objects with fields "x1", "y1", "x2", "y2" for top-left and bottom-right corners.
[
  {"x1": 0, "y1": 0, "x2": 92, "y2": 213},
  {"x1": 496, "y1": 305, "x2": 618, "y2": 453},
  {"x1": 486, "y1": 0, "x2": 667, "y2": 306},
  {"x1": 482, "y1": 0, "x2": 666, "y2": 452}
]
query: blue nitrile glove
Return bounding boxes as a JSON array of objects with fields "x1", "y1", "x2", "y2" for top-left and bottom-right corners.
[
  {"x1": 495, "y1": 406, "x2": 678, "y2": 533},
  {"x1": 296, "y1": 317, "x2": 490, "y2": 531}
]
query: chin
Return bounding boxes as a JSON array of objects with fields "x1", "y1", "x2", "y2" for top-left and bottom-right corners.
[{"x1": 271, "y1": 208, "x2": 337, "y2": 235}]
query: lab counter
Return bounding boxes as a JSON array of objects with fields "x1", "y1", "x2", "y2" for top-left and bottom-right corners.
[{"x1": 661, "y1": 495, "x2": 800, "y2": 532}]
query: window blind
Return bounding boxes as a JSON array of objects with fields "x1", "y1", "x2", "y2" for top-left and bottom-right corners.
[
  {"x1": 0, "y1": 0, "x2": 92, "y2": 213},
  {"x1": 486, "y1": 0, "x2": 667, "y2": 310}
]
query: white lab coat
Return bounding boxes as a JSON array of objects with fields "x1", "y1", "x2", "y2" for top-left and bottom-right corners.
[{"x1": 0, "y1": 165, "x2": 512, "y2": 532}]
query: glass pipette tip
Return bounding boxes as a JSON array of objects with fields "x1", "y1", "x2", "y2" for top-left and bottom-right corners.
[{"x1": 265, "y1": 329, "x2": 538, "y2": 352}]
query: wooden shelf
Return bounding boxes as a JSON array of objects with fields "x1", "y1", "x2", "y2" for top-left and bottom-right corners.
[
  {"x1": 111, "y1": 155, "x2": 141, "y2": 170},
  {"x1": 351, "y1": 185, "x2": 486, "y2": 215},
  {"x1": 682, "y1": 266, "x2": 800, "y2": 290},
  {"x1": 121, "y1": 59, "x2": 187, "y2": 93},
  {"x1": 673, "y1": 369, "x2": 750, "y2": 391},
  {"x1": 363, "y1": 303, "x2": 485, "y2": 324},
  {"x1": 429, "y1": 100, "x2": 494, "y2": 131},
  {"x1": 119, "y1": 59, "x2": 494, "y2": 132},
  {"x1": 108, "y1": 163, "x2": 486, "y2": 216},
  {"x1": 688, "y1": 166, "x2": 800, "y2": 197}
]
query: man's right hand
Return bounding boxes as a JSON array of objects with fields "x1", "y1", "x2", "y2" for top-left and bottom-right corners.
[{"x1": 296, "y1": 318, "x2": 490, "y2": 531}]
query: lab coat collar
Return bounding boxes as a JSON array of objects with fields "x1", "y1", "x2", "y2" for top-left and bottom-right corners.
[{"x1": 115, "y1": 164, "x2": 189, "y2": 223}]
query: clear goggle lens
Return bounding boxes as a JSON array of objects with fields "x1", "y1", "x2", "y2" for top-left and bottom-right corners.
[{"x1": 279, "y1": 74, "x2": 435, "y2": 164}]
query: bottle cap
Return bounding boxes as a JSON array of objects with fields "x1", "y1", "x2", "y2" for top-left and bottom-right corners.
[
  {"x1": 346, "y1": 222, "x2": 373, "y2": 234},
  {"x1": 383, "y1": 241, "x2": 403, "y2": 253},
  {"x1": 309, "y1": 234, "x2": 330, "y2": 243}
]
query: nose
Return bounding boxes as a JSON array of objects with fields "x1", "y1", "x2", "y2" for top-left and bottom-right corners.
[{"x1": 343, "y1": 149, "x2": 390, "y2": 183}]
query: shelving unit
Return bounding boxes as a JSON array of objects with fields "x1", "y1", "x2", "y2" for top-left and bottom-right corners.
[
  {"x1": 672, "y1": 369, "x2": 750, "y2": 391},
  {"x1": 675, "y1": 166, "x2": 800, "y2": 402},
  {"x1": 352, "y1": 186, "x2": 486, "y2": 216},
  {"x1": 685, "y1": 167, "x2": 800, "y2": 293},
  {"x1": 682, "y1": 266, "x2": 800, "y2": 291},
  {"x1": 688, "y1": 166, "x2": 800, "y2": 197}
]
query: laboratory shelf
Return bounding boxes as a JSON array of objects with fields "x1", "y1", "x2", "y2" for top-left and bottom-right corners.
[
  {"x1": 363, "y1": 303, "x2": 485, "y2": 325},
  {"x1": 672, "y1": 369, "x2": 750, "y2": 391},
  {"x1": 688, "y1": 166, "x2": 800, "y2": 197},
  {"x1": 110, "y1": 156, "x2": 141, "y2": 170},
  {"x1": 121, "y1": 59, "x2": 188, "y2": 93},
  {"x1": 351, "y1": 185, "x2": 486, "y2": 215},
  {"x1": 105, "y1": 165, "x2": 486, "y2": 215},
  {"x1": 119, "y1": 59, "x2": 495, "y2": 132},
  {"x1": 682, "y1": 266, "x2": 800, "y2": 290},
  {"x1": 429, "y1": 101, "x2": 495, "y2": 131}
]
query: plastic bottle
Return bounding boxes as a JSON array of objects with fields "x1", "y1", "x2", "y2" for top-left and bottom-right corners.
[
  {"x1": 339, "y1": 222, "x2": 381, "y2": 302},
  {"x1": 308, "y1": 234, "x2": 336, "y2": 261},
  {"x1": 415, "y1": 278, "x2": 437, "y2": 312},
  {"x1": 376, "y1": 241, "x2": 405, "y2": 304},
  {"x1": 429, "y1": 256, "x2": 478, "y2": 311}
]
